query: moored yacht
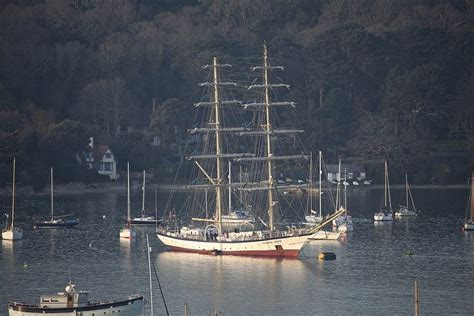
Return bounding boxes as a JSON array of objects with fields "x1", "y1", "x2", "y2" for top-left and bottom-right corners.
[
  {"x1": 374, "y1": 161, "x2": 393, "y2": 221},
  {"x1": 464, "y1": 167, "x2": 474, "y2": 231},
  {"x1": 131, "y1": 170, "x2": 161, "y2": 225},
  {"x1": 34, "y1": 168, "x2": 79, "y2": 228},
  {"x1": 120, "y1": 162, "x2": 137, "y2": 239},
  {"x1": 2, "y1": 158, "x2": 23, "y2": 240}
]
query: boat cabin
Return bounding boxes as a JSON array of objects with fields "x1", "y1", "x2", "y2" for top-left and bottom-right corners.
[{"x1": 40, "y1": 283, "x2": 89, "y2": 308}]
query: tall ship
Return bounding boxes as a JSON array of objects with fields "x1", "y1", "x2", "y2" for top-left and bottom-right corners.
[
  {"x1": 8, "y1": 282, "x2": 143, "y2": 316},
  {"x1": 157, "y1": 44, "x2": 344, "y2": 257}
]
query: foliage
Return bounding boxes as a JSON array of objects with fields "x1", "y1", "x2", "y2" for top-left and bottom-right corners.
[{"x1": 0, "y1": 0, "x2": 472, "y2": 184}]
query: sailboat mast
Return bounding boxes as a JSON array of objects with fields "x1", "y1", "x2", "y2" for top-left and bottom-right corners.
[
  {"x1": 384, "y1": 161, "x2": 388, "y2": 208},
  {"x1": 344, "y1": 168, "x2": 347, "y2": 211},
  {"x1": 51, "y1": 167, "x2": 54, "y2": 221},
  {"x1": 11, "y1": 157, "x2": 16, "y2": 229},
  {"x1": 387, "y1": 162, "x2": 392, "y2": 210},
  {"x1": 142, "y1": 170, "x2": 146, "y2": 217},
  {"x1": 336, "y1": 158, "x2": 341, "y2": 210},
  {"x1": 309, "y1": 152, "x2": 313, "y2": 212},
  {"x1": 263, "y1": 43, "x2": 275, "y2": 231},
  {"x1": 471, "y1": 167, "x2": 474, "y2": 221},
  {"x1": 228, "y1": 161, "x2": 232, "y2": 214},
  {"x1": 405, "y1": 173, "x2": 409, "y2": 209},
  {"x1": 319, "y1": 151, "x2": 322, "y2": 218},
  {"x1": 127, "y1": 162, "x2": 131, "y2": 223},
  {"x1": 212, "y1": 57, "x2": 224, "y2": 234}
]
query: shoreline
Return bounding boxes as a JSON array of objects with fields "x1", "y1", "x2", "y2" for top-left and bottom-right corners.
[{"x1": 0, "y1": 182, "x2": 468, "y2": 197}]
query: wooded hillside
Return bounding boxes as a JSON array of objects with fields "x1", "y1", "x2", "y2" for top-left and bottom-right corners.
[{"x1": 0, "y1": 0, "x2": 472, "y2": 187}]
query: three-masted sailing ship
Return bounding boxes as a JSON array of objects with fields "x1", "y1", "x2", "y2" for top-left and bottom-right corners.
[{"x1": 156, "y1": 44, "x2": 344, "y2": 257}]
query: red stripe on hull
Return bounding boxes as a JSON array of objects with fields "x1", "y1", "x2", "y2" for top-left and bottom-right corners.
[{"x1": 169, "y1": 246, "x2": 299, "y2": 258}]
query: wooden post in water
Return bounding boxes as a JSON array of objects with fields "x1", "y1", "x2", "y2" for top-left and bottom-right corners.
[
  {"x1": 415, "y1": 278, "x2": 420, "y2": 316},
  {"x1": 184, "y1": 303, "x2": 189, "y2": 316}
]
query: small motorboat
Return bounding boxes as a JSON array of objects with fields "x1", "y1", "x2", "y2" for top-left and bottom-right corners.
[{"x1": 8, "y1": 281, "x2": 143, "y2": 315}]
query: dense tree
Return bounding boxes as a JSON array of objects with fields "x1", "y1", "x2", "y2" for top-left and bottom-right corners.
[{"x1": 0, "y1": 0, "x2": 472, "y2": 184}]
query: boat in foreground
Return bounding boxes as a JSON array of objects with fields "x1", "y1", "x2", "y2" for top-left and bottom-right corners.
[
  {"x1": 464, "y1": 167, "x2": 474, "y2": 231},
  {"x1": 8, "y1": 282, "x2": 143, "y2": 316},
  {"x1": 2, "y1": 158, "x2": 23, "y2": 240}
]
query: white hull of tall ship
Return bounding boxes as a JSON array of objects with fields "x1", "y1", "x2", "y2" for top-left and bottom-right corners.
[
  {"x1": 395, "y1": 206, "x2": 416, "y2": 218},
  {"x1": 308, "y1": 230, "x2": 341, "y2": 240},
  {"x1": 464, "y1": 221, "x2": 474, "y2": 231},
  {"x1": 374, "y1": 212, "x2": 393, "y2": 221},
  {"x1": 157, "y1": 231, "x2": 311, "y2": 257},
  {"x1": 2, "y1": 228, "x2": 23, "y2": 240}
]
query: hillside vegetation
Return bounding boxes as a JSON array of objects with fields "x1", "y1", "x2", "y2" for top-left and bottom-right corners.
[{"x1": 0, "y1": 0, "x2": 472, "y2": 187}]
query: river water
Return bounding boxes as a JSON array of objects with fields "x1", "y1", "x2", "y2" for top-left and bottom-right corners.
[{"x1": 1, "y1": 186, "x2": 473, "y2": 315}]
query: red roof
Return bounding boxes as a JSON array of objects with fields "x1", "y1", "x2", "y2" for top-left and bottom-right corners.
[{"x1": 93, "y1": 144, "x2": 110, "y2": 161}]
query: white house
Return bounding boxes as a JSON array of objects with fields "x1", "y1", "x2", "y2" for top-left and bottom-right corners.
[{"x1": 84, "y1": 137, "x2": 119, "y2": 180}]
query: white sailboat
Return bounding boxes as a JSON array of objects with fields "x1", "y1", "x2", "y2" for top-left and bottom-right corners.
[
  {"x1": 120, "y1": 162, "x2": 137, "y2": 239},
  {"x1": 222, "y1": 162, "x2": 255, "y2": 228},
  {"x1": 131, "y1": 170, "x2": 161, "y2": 225},
  {"x1": 34, "y1": 168, "x2": 79, "y2": 228},
  {"x1": 332, "y1": 163, "x2": 353, "y2": 231},
  {"x1": 157, "y1": 44, "x2": 344, "y2": 257},
  {"x1": 395, "y1": 173, "x2": 417, "y2": 218},
  {"x1": 305, "y1": 151, "x2": 323, "y2": 224},
  {"x1": 374, "y1": 160, "x2": 393, "y2": 221},
  {"x1": 463, "y1": 168, "x2": 474, "y2": 231},
  {"x1": 2, "y1": 158, "x2": 23, "y2": 240}
]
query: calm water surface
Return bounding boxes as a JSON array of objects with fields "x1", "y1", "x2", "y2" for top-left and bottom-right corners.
[{"x1": 1, "y1": 186, "x2": 473, "y2": 315}]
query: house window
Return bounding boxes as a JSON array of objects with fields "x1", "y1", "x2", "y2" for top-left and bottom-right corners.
[
  {"x1": 104, "y1": 162, "x2": 112, "y2": 171},
  {"x1": 105, "y1": 152, "x2": 112, "y2": 158}
]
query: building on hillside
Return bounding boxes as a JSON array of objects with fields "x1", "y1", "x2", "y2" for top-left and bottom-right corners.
[
  {"x1": 84, "y1": 137, "x2": 119, "y2": 180},
  {"x1": 326, "y1": 163, "x2": 366, "y2": 182}
]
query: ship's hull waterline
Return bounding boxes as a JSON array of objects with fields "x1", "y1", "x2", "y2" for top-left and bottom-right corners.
[{"x1": 156, "y1": 233, "x2": 311, "y2": 258}]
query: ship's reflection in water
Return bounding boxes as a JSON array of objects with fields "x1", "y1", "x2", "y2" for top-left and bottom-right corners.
[{"x1": 156, "y1": 251, "x2": 308, "y2": 314}]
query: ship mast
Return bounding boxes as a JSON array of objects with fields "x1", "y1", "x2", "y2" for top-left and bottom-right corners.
[
  {"x1": 243, "y1": 43, "x2": 305, "y2": 231},
  {"x1": 262, "y1": 44, "x2": 276, "y2": 231},
  {"x1": 212, "y1": 57, "x2": 224, "y2": 234}
]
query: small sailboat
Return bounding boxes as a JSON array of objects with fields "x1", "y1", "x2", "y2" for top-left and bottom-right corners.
[
  {"x1": 120, "y1": 162, "x2": 136, "y2": 238},
  {"x1": 374, "y1": 160, "x2": 393, "y2": 221},
  {"x1": 305, "y1": 152, "x2": 323, "y2": 224},
  {"x1": 395, "y1": 173, "x2": 417, "y2": 218},
  {"x1": 34, "y1": 168, "x2": 79, "y2": 228},
  {"x1": 463, "y1": 167, "x2": 474, "y2": 231},
  {"x1": 8, "y1": 281, "x2": 143, "y2": 315},
  {"x1": 131, "y1": 170, "x2": 161, "y2": 225},
  {"x1": 332, "y1": 164, "x2": 353, "y2": 232},
  {"x1": 2, "y1": 158, "x2": 23, "y2": 240}
]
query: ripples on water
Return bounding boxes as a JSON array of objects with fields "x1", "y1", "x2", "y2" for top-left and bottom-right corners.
[{"x1": 1, "y1": 187, "x2": 473, "y2": 315}]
